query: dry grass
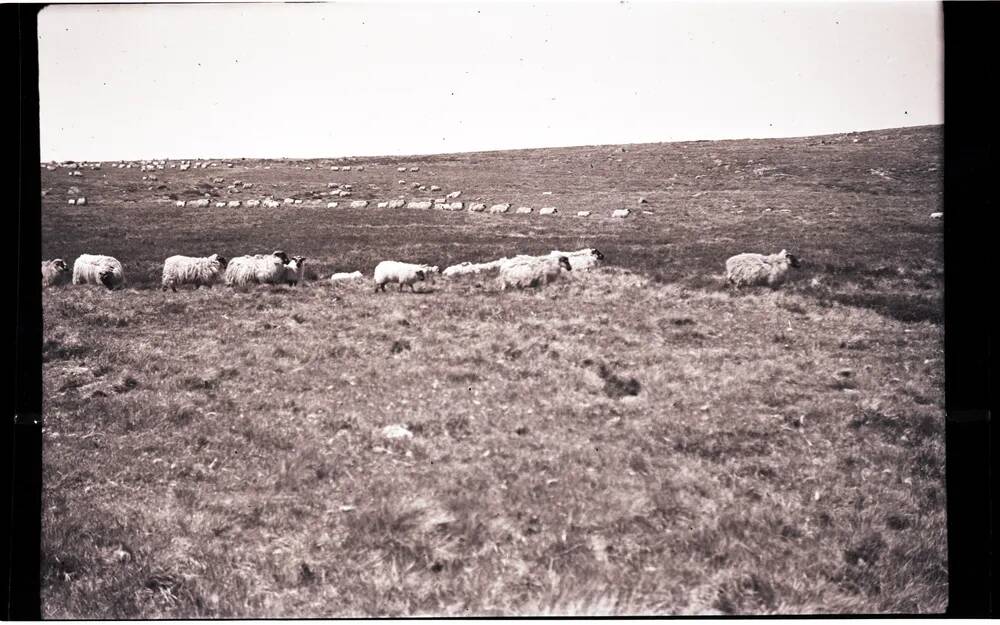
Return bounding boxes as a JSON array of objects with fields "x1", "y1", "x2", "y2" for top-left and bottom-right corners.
[{"x1": 40, "y1": 125, "x2": 945, "y2": 616}]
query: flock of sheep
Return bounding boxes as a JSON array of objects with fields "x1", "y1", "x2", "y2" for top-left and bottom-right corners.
[{"x1": 42, "y1": 248, "x2": 801, "y2": 293}]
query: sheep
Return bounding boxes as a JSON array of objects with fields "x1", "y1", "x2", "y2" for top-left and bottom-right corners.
[
  {"x1": 549, "y1": 248, "x2": 605, "y2": 270},
  {"x1": 350, "y1": 200, "x2": 369, "y2": 209},
  {"x1": 725, "y1": 249, "x2": 802, "y2": 289},
  {"x1": 72, "y1": 254, "x2": 125, "y2": 290},
  {"x1": 161, "y1": 253, "x2": 228, "y2": 291},
  {"x1": 490, "y1": 203, "x2": 510, "y2": 213},
  {"x1": 499, "y1": 256, "x2": 572, "y2": 290},
  {"x1": 284, "y1": 256, "x2": 307, "y2": 286},
  {"x1": 329, "y1": 270, "x2": 364, "y2": 283},
  {"x1": 373, "y1": 260, "x2": 428, "y2": 292},
  {"x1": 516, "y1": 206, "x2": 533, "y2": 214},
  {"x1": 224, "y1": 251, "x2": 291, "y2": 287},
  {"x1": 612, "y1": 209, "x2": 631, "y2": 218},
  {"x1": 577, "y1": 211, "x2": 591, "y2": 217},
  {"x1": 442, "y1": 259, "x2": 505, "y2": 277},
  {"x1": 175, "y1": 200, "x2": 187, "y2": 207},
  {"x1": 539, "y1": 206, "x2": 558, "y2": 215},
  {"x1": 42, "y1": 258, "x2": 70, "y2": 288},
  {"x1": 468, "y1": 203, "x2": 486, "y2": 212}
]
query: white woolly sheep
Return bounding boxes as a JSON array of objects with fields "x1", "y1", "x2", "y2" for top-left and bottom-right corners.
[
  {"x1": 224, "y1": 251, "x2": 291, "y2": 287},
  {"x1": 161, "y1": 253, "x2": 228, "y2": 291},
  {"x1": 576, "y1": 211, "x2": 591, "y2": 217},
  {"x1": 42, "y1": 259, "x2": 71, "y2": 288},
  {"x1": 72, "y1": 254, "x2": 125, "y2": 290},
  {"x1": 539, "y1": 207, "x2": 558, "y2": 215},
  {"x1": 612, "y1": 209, "x2": 630, "y2": 218},
  {"x1": 329, "y1": 270, "x2": 364, "y2": 283},
  {"x1": 549, "y1": 248, "x2": 605, "y2": 270},
  {"x1": 490, "y1": 203, "x2": 510, "y2": 213},
  {"x1": 516, "y1": 206, "x2": 533, "y2": 214},
  {"x1": 725, "y1": 249, "x2": 802, "y2": 289},
  {"x1": 284, "y1": 256, "x2": 307, "y2": 286},
  {"x1": 468, "y1": 203, "x2": 486, "y2": 212},
  {"x1": 442, "y1": 259, "x2": 505, "y2": 277},
  {"x1": 499, "y1": 256, "x2": 572, "y2": 290},
  {"x1": 373, "y1": 260, "x2": 428, "y2": 293}
]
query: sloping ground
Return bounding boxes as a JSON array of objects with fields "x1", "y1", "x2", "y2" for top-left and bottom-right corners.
[{"x1": 39, "y1": 126, "x2": 945, "y2": 616}]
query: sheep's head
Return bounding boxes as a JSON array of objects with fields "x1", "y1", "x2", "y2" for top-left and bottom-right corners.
[
  {"x1": 780, "y1": 249, "x2": 802, "y2": 269},
  {"x1": 592, "y1": 249, "x2": 605, "y2": 260},
  {"x1": 211, "y1": 254, "x2": 228, "y2": 268},
  {"x1": 292, "y1": 256, "x2": 307, "y2": 267},
  {"x1": 272, "y1": 250, "x2": 290, "y2": 264},
  {"x1": 53, "y1": 259, "x2": 68, "y2": 271},
  {"x1": 415, "y1": 270, "x2": 426, "y2": 281},
  {"x1": 557, "y1": 256, "x2": 572, "y2": 271},
  {"x1": 99, "y1": 270, "x2": 117, "y2": 289}
]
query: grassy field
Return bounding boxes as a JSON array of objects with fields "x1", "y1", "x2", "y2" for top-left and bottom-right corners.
[{"x1": 39, "y1": 125, "x2": 945, "y2": 616}]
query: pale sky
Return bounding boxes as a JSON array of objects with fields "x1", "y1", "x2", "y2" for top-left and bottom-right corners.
[{"x1": 38, "y1": 1, "x2": 943, "y2": 162}]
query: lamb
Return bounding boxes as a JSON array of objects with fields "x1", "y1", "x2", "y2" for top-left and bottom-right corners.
[
  {"x1": 725, "y1": 249, "x2": 802, "y2": 289},
  {"x1": 42, "y1": 258, "x2": 71, "y2": 288},
  {"x1": 224, "y1": 250, "x2": 291, "y2": 287},
  {"x1": 549, "y1": 248, "x2": 605, "y2": 270},
  {"x1": 284, "y1": 256, "x2": 307, "y2": 286},
  {"x1": 499, "y1": 255, "x2": 572, "y2": 290},
  {"x1": 161, "y1": 253, "x2": 228, "y2": 291},
  {"x1": 373, "y1": 260, "x2": 428, "y2": 292},
  {"x1": 72, "y1": 254, "x2": 125, "y2": 290},
  {"x1": 329, "y1": 270, "x2": 364, "y2": 283}
]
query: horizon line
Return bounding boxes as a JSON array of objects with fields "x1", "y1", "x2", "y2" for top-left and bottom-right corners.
[{"x1": 40, "y1": 122, "x2": 942, "y2": 164}]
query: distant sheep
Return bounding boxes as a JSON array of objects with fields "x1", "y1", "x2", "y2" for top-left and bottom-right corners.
[
  {"x1": 725, "y1": 249, "x2": 801, "y2": 289},
  {"x1": 76, "y1": 197, "x2": 87, "y2": 206},
  {"x1": 407, "y1": 200, "x2": 433, "y2": 210},
  {"x1": 388, "y1": 199, "x2": 406, "y2": 209},
  {"x1": 490, "y1": 203, "x2": 511, "y2": 213},
  {"x1": 350, "y1": 200, "x2": 369, "y2": 209},
  {"x1": 225, "y1": 251, "x2": 290, "y2": 287},
  {"x1": 446, "y1": 191, "x2": 461, "y2": 199},
  {"x1": 227, "y1": 200, "x2": 241, "y2": 208},
  {"x1": 612, "y1": 209, "x2": 630, "y2": 218},
  {"x1": 499, "y1": 256, "x2": 572, "y2": 290},
  {"x1": 42, "y1": 259, "x2": 70, "y2": 288},
  {"x1": 175, "y1": 200, "x2": 187, "y2": 208},
  {"x1": 161, "y1": 253, "x2": 228, "y2": 292},
  {"x1": 245, "y1": 199, "x2": 261, "y2": 208},
  {"x1": 214, "y1": 202, "x2": 226, "y2": 208},
  {"x1": 72, "y1": 254, "x2": 125, "y2": 290},
  {"x1": 377, "y1": 201, "x2": 389, "y2": 208},
  {"x1": 284, "y1": 256, "x2": 307, "y2": 286},
  {"x1": 577, "y1": 211, "x2": 591, "y2": 217},
  {"x1": 516, "y1": 206, "x2": 533, "y2": 214},
  {"x1": 539, "y1": 207, "x2": 558, "y2": 215},
  {"x1": 468, "y1": 203, "x2": 486, "y2": 212},
  {"x1": 373, "y1": 260, "x2": 428, "y2": 292}
]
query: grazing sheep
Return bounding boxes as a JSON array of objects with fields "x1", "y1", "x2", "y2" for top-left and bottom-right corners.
[
  {"x1": 407, "y1": 200, "x2": 433, "y2": 210},
  {"x1": 442, "y1": 259, "x2": 505, "y2": 277},
  {"x1": 377, "y1": 201, "x2": 389, "y2": 208},
  {"x1": 499, "y1": 256, "x2": 572, "y2": 290},
  {"x1": 76, "y1": 197, "x2": 87, "y2": 206},
  {"x1": 72, "y1": 254, "x2": 125, "y2": 290},
  {"x1": 468, "y1": 203, "x2": 486, "y2": 212},
  {"x1": 329, "y1": 270, "x2": 364, "y2": 283},
  {"x1": 612, "y1": 209, "x2": 631, "y2": 218},
  {"x1": 397, "y1": 167, "x2": 407, "y2": 172},
  {"x1": 214, "y1": 202, "x2": 226, "y2": 208},
  {"x1": 284, "y1": 256, "x2": 307, "y2": 285},
  {"x1": 175, "y1": 200, "x2": 187, "y2": 207},
  {"x1": 549, "y1": 248, "x2": 605, "y2": 270},
  {"x1": 516, "y1": 206, "x2": 533, "y2": 214},
  {"x1": 42, "y1": 259, "x2": 71, "y2": 288},
  {"x1": 224, "y1": 251, "x2": 291, "y2": 287},
  {"x1": 263, "y1": 199, "x2": 282, "y2": 208},
  {"x1": 350, "y1": 200, "x2": 369, "y2": 209},
  {"x1": 388, "y1": 199, "x2": 406, "y2": 209},
  {"x1": 245, "y1": 199, "x2": 261, "y2": 208},
  {"x1": 161, "y1": 253, "x2": 228, "y2": 292},
  {"x1": 227, "y1": 200, "x2": 241, "y2": 208},
  {"x1": 539, "y1": 207, "x2": 558, "y2": 215},
  {"x1": 576, "y1": 211, "x2": 591, "y2": 217},
  {"x1": 725, "y1": 249, "x2": 802, "y2": 289},
  {"x1": 373, "y1": 260, "x2": 428, "y2": 292},
  {"x1": 490, "y1": 203, "x2": 511, "y2": 213}
]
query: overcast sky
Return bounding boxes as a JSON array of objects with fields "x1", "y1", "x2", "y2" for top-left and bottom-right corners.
[{"x1": 38, "y1": 1, "x2": 943, "y2": 162}]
